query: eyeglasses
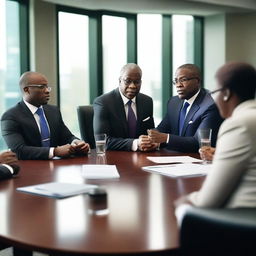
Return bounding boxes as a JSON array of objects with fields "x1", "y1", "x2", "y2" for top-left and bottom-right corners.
[
  {"x1": 210, "y1": 87, "x2": 225, "y2": 95},
  {"x1": 172, "y1": 77, "x2": 198, "y2": 85},
  {"x1": 122, "y1": 79, "x2": 142, "y2": 86},
  {"x1": 26, "y1": 84, "x2": 52, "y2": 92}
]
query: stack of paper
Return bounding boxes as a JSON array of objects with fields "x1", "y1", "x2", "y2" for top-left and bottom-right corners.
[
  {"x1": 147, "y1": 156, "x2": 202, "y2": 164},
  {"x1": 17, "y1": 182, "x2": 98, "y2": 198},
  {"x1": 142, "y1": 163, "x2": 211, "y2": 178},
  {"x1": 82, "y1": 165, "x2": 120, "y2": 179}
]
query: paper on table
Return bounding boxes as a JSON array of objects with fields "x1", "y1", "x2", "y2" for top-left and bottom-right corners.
[
  {"x1": 82, "y1": 165, "x2": 120, "y2": 179},
  {"x1": 16, "y1": 182, "x2": 98, "y2": 198},
  {"x1": 142, "y1": 163, "x2": 211, "y2": 178},
  {"x1": 147, "y1": 156, "x2": 202, "y2": 164}
]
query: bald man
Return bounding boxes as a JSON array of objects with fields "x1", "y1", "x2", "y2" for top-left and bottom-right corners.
[
  {"x1": 1, "y1": 71, "x2": 90, "y2": 160},
  {"x1": 93, "y1": 63, "x2": 157, "y2": 151}
]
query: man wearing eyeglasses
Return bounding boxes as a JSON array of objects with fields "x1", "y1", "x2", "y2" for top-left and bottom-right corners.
[
  {"x1": 148, "y1": 64, "x2": 223, "y2": 152},
  {"x1": 1, "y1": 71, "x2": 90, "y2": 160},
  {"x1": 93, "y1": 63, "x2": 157, "y2": 151}
]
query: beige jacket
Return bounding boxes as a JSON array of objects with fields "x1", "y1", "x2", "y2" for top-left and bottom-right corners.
[{"x1": 189, "y1": 100, "x2": 256, "y2": 208}]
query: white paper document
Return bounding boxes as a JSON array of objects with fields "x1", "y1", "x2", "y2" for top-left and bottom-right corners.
[
  {"x1": 147, "y1": 156, "x2": 202, "y2": 164},
  {"x1": 142, "y1": 163, "x2": 212, "y2": 178},
  {"x1": 82, "y1": 165, "x2": 120, "y2": 179},
  {"x1": 17, "y1": 182, "x2": 98, "y2": 198}
]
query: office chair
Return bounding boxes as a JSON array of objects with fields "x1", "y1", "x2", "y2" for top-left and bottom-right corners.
[
  {"x1": 77, "y1": 105, "x2": 95, "y2": 149},
  {"x1": 179, "y1": 206, "x2": 256, "y2": 256}
]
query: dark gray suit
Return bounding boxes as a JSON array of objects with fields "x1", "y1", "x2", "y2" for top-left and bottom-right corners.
[
  {"x1": 93, "y1": 88, "x2": 155, "y2": 151},
  {"x1": 157, "y1": 88, "x2": 223, "y2": 152},
  {"x1": 1, "y1": 101, "x2": 78, "y2": 160}
]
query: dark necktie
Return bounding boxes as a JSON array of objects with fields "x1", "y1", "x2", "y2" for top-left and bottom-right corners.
[
  {"x1": 127, "y1": 100, "x2": 137, "y2": 138},
  {"x1": 179, "y1": 101, "x2": 190, "y2": 135},
  {"x1": 36, "y1": 107, "x2": 50, "y2": 147}
]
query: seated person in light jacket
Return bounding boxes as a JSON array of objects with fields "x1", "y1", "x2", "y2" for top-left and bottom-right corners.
[
  {"x1": 1, "y1": 71, "x2": 90, "y2": 160},
  {"x1": 175, "y1": 62, "x2": 256, "y2": 209},
  {"x1": 148, "y1": 64, "x2": 223, "y2": 153},
  {"x1": 93, "y1": 63, "x2": 158, "y2": 151}
]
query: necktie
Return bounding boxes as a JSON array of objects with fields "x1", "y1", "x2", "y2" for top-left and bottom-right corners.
[
  {"x1": 36, "y1": 107, "x2": 50, "y2": 147},
  {"x1": 179, "y1": 101, "x2": 190, "y2": 135},
  {"x1": 127, "y1": 100, "x2": 137, "y2": 138}
]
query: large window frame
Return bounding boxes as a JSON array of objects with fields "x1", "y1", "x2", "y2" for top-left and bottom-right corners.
[{"x1": 56, "y1": 5, "x2": 203, "y2": 118}]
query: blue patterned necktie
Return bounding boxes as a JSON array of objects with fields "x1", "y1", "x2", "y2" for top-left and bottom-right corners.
[
  {"x1": 36, "y1": 107, "x2": 50, "y2": 147},
  {"x1": 127, "y1": 100, "x2": 137, "y2": 138},
  {"x1": 179, "y1": 101, "x2": 190, "y2": 135}
]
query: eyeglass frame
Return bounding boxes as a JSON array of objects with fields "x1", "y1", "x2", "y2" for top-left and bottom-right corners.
[
  {"x1": 26, "y1": 84, "x2": 52, "y2": 92},
  {"x1": 121, "y1": 79, "x2": 142, "y2": 86},
  {"x1": 210, "y1": 87, "x2": 226, "y2": 95},
  {"x1": 172, "y1": 77, "x2": 198, "y2": 85}
]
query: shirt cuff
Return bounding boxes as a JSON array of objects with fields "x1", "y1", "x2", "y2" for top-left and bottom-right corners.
[
  {"x1": 166, "y1": 134, "x2": 170, "y2": 143},
  {"x1": 131, "y1": 139, "x2": 139, "y2": 151},
  {"x1": 49, "y1": 147, "x2": 55, "y2": 159},
  {"x1": 2, "y1": 164, "x2": 13, "y2": 174}
]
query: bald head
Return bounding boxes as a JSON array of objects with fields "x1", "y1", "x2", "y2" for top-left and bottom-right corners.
[
  {"x1": 119, "y1": 63, "x2": 142, "y2": 78},
  {"x1": 19, "y1": 71, "x2": 48, "y2": 91},
  {"x1": 176, "y1": 64, "x2": 201, "y2": 79}
]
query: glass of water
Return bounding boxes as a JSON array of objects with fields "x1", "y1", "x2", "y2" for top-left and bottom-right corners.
[
  {"x1": 94, "y1": 134, "x2": 106, "y2": 154},
  {"x1": 198, "y1": 128, "x2": 212, "y2": 164}
]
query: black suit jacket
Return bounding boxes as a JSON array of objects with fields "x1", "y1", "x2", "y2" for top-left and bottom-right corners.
[
  {"x1": 1, "y1": 101, "x2": 78, "y2": 160},
  {"x1": 157, "y1": 88, "x2": 223, "y2": 152},
  {"x1": 93, "y1": 88, "x2": 155, "y2": 151}
]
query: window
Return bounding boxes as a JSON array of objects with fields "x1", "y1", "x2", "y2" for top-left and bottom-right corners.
[
  {"x1": 102, "y1": 15, "x2": 127, "y2": 93},
  {"x1": 172, "y1": 15, "x2": 194, "y2": 95},
  {"x1": 58, "y1": 12, "x2": 89, "y2": 138},
  {"x1": 0, "y1": 0, "x2": 26, "y2": 151},
  {"x1": 137, "y1": 14, "x2": 162, "y2": 125}
]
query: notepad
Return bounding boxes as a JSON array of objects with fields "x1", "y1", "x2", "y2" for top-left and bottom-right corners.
[
  {"x1": 17, "y1": 182, "x2": 98, "y2": 198},
  {"x1": 147, "y1": 156, "x2": 202, "y2": 164},
  {"x1": 142, "y1": 163, "x2": 211, "y2": 178},
  {"x1": 82, "y1": 165, "x2": 120, "y2": 179}
]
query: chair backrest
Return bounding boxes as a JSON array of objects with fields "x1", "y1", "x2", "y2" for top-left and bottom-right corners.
[
  {"x1": 180, "y1": 206, "x2": 256, "y2": 255},
  {"x1": 77, "y1": 105, "x2": 95, "y2": 149}
]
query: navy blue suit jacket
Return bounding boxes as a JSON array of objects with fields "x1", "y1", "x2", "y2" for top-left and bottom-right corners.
[
  {"x1": 157, "y1": 88, "x2": 223, "y2": 152},
  {"x1": 1, "y1": 101, "x2": 78, "y2": 160},
  {"x1": 93, "y1": 88, "x2": 155, "y2": 151}
]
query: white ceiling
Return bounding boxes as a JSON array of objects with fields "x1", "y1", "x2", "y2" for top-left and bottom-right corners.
[{"x1": 43, "y1": 0, "x2": 256, "y2": 16}]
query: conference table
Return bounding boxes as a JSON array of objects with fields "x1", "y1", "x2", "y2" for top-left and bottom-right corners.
[{"x1": 0, "y1": 150, "x2": 205, "y2": 255}]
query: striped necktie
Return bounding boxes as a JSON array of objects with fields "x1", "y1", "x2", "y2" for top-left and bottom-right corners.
[
  {"x1": 179, "y1": 101, "x2": 190, "y2": 135},
  {"x1": 127, "y1": 100, "x2": 137, "y2": 138},
  {"x1": 36, "y1": 107, "x2": 50, "y2": 147}
]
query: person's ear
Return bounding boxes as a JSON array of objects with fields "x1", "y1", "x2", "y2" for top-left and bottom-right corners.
[
  {"x1": 223, "y1": 89, "x2": 231, "y2": 101},
  {"x1": 23, "y1": 87, "x2": 29, "y2": 93}
]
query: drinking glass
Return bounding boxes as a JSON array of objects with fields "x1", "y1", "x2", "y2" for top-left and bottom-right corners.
[
  {"x1": 94, "y1": 134, "x2": 106, "y2": 154},
  {"x1": 198, "y1": 128, "x2": 212, "y2": 164}
]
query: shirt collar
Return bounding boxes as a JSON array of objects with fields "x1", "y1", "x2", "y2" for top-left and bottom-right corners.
[
  {"x1": 185, "y1": 89, "x2": 200, "y2": 106},
  {"x1": 23, "y1": 99, "x2": 41, "y2": 115},
  {"x1": 118, "y1": 88, "x2": 136, "y2": 105}
]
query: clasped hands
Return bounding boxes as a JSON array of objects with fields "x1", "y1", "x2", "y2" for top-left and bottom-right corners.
[
  {"x1": 138, "y1": 129, "x2": 167, "y2": 152},
  {"x1": 54, "y1": 140, "x2": 90, "y2": 157},
  {"x1": 0, "y1": 150, "x2": 18, "y2": 165}
]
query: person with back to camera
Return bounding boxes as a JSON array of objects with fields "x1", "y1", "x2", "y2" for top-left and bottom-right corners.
[
  {"x1": 148, "y1": 64, "x2": 223, "y2": 153},
  {"x1": 175, "y1": 62, "x2": 256, "y2": 209},
  {"x1": 1, "y1": 71, "x2": 90, "y2": 160},
  {"x1": 93, "y1": 63, "x2": 158, "y2": 151}
]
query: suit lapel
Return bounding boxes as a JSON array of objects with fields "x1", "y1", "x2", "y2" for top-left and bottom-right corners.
[
  {"x1": 181, "y1": 89, "x2": 205, "y2": 135},
  {"x1": 171, "y1": 98, "x2": 183, "y2": 134},
  {"x1": 20, "y1": 101, "x2": 42, "y2": 143},
  {"x1": 113, "y1": 89, "x2": 129, "y2": 135}
]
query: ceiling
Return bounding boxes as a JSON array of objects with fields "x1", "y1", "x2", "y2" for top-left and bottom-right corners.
[{"x1": 43, "y1": 0, "x2": 256, "y2": 16}]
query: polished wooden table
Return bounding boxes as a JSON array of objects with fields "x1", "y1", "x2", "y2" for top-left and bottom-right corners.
[{"x1": 0, "y1": 150, "x2": 204, "y2": 255}]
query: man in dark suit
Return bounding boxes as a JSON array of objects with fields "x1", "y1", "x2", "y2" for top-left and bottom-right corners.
[
  {"x1": 93, "y1": 63, "x2": 157, "y2": 151},
  {"x1": 148, "y1": 64, "x2": 223, "y2": 152},
  {"x1": 1, "y1": 71, "x2": 90, "y2": 160}
]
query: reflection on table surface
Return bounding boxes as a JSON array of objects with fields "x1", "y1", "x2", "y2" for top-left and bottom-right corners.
[{"x1": 0, "y1": 150, "x2": 204, "y2": 255}]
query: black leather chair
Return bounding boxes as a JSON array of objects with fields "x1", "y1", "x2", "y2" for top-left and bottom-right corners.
[
  {"x1": 179, "y1": 206, "x2": 256, "y2": 256},
  {"x1": 77, "y1": 105, "x2": 95, "y2": 149}
]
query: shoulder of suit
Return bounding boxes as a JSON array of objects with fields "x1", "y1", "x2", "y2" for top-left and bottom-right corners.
[{"x1": 137, "y1": 92, "x2": 153, "y2": 101}]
